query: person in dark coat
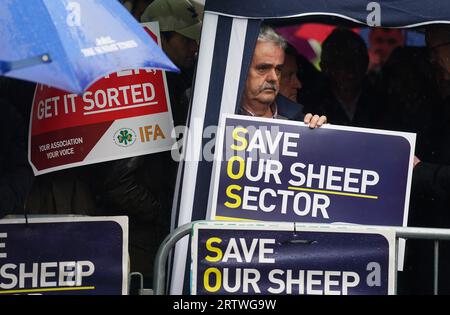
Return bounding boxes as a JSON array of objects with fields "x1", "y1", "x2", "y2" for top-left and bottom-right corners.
[
  {"x1": 377, "y1": 46, "x2": 440, "y2": 159},
  {"x1": 97, "y1": 0, "x2": 202, "y2": 290},
  {"x1": 304, "y1": 28, "x2": 381, "y2": 128},
  {"x1": 0, "y1": 77, "x2": 98, "y2": 217},
  {"x1": 0, "y1": 98, "x2": 34, "y2": 217},
  {"x1": 141, "y1": 0, "x2": 201, "y2": 127},
  {"x1": 399, "y1": 24, "x2": 450, "y2": 295}
]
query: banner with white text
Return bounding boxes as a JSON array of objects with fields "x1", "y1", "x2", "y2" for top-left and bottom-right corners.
[
  {"x1": 29, "y1": 22, "x2": 175, "y2": 175},
  {"x1": 0, "y1": 216, "x2": 128, "y2": 295},
  {"x1": 191, "y1": 222, "x2": 396, "y2": 295},
  {"x1": 209, "y1": 114, "x2": 415, "y2": 227}
]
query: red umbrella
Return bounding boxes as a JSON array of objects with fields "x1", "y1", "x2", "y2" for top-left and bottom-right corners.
[{"x1": 277, "y1": 24, "x2": 360, "y2": 63}]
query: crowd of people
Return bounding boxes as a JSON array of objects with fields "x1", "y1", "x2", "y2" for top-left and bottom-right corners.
[
  {"x1": 272, "y1": 24, "x2": 450, "y2": 294},
  {"x1": 0, "y1": 0, "x2": 449, "y2": 294}
]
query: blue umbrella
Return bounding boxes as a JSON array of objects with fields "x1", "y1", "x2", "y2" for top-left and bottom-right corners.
[{"x1": 0, "y1": 0, "x2": 179, "y2": 94}]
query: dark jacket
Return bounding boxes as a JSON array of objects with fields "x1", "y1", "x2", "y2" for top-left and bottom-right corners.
[
  {"x1": 399, "y1": 96, "x2": 450, "y2": 294},
  {"x1": 96, "y1": 69, "x2": 193, "y2": 282},
  {"x1": 25, "y1": 166, "x2": 98, "y2": 216},
  {"x1": 0, "y1": 77, "x2": 36, "y2": 124},
  {"x1": 0, "y1": 98, "x2": 34, "y2": 217},
  {"x1": 0, "y1": 78, "x2": 98, "y2": 217},
  {"x1": 277, "y1": 94, "x2": 305, "y2": 121},
  {"x1": 303, "y1": 78, "x2": 381, "y2": 128},
  {"x1": 96, "y1": 151, "x2": 176, "y2": 282}
]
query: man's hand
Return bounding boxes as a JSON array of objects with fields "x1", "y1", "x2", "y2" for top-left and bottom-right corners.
[
  {"x1": 304, "y1": 113, "x2": 327, "y2": 128},
  {"x1": 414, "y1": 155, "x2": 421, "y2": 168}
]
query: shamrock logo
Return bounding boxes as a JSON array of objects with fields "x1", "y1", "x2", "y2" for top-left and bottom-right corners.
[
  {"x1": 117, "y1": 130, "x2": 133, "y2": 145},
  {"x1": 114, "y1": 128, "x2": 137, "y2": 147}
]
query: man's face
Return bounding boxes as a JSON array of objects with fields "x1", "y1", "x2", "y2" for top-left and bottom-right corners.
[
  {"x1": 162, "y1": 32, "x2": 199, "y2": 71},
  {"x1": 427, "y1": 30, "x2": 450, "y2": 81},
  {"x1": 243, "y1": 41, "x2": 285, "y2": 108},
  {"x1": 279, "y1": 53, "x2": 302, "y2": 102},
  {"x1": 369, "y1": 29, "x2": 404, "y2": 65}
]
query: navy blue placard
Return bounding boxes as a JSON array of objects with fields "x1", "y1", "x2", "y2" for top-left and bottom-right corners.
[
  {"x1": 0, "y1": 217, "x2": 127, "y2": 295},
  {"x1": 211, "y1": 115, "x2": 415, "y2": 227},
  {"x1": 192, "y1": 224, "x2": 394, "y2": 295}
]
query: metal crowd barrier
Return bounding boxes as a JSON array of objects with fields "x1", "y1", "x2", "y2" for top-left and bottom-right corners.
[{"x1": 151, "y1": 221, "x2": 450, "y2": 295}]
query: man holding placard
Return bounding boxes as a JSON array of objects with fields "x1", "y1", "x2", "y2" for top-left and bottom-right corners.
[{"x1": 239, "y1": 25, "x2": 327, "y2": 127}]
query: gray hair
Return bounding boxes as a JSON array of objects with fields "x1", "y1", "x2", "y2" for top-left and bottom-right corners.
[{"x1": 258, "y1": 24, "x2": 287, "y2": 50}]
